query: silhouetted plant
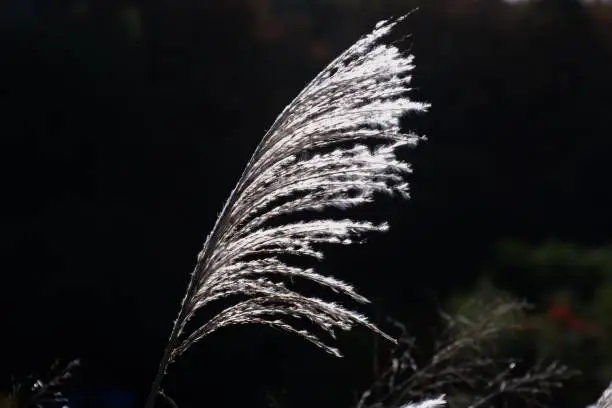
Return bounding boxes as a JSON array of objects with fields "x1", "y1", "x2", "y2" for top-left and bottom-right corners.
[
  {"x1": 0, "y1": 359, "x2": 79, "y2": 408},
  {"x1": 144, "y1": 14, "x2": 429, "y2": 408}
]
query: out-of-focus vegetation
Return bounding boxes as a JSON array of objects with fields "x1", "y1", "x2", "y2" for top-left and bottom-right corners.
[
  {"x1": 0, "y1": 394, "x2": 18, "y2": 408},
  {"x1": 360, "y1": 294, "x2": 577, "y2": 408},
  {"x1": 451, "y1": 241, "x2": 612, "y2": 407}
]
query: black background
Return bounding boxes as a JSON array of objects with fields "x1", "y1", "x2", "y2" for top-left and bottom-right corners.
[{"x1": 1, "y1": 1, "x2": 611, "y2": 408}]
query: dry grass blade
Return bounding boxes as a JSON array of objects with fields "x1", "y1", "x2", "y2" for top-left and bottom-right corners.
[
  {"x1": 145, "y1": 14, "x2": 429, "y2": 408},
  {"x1": 400, "y1": 395, "x2": 447, "y2": 408},
  {"x1": 591, "y1": 382, "x2": 612, "y2": 408}
]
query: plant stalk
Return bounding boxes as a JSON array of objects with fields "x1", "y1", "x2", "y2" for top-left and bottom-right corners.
[
  {"x1": 143, "y1": 98, "x2": 289, "y2": 408},
  {"x1": 143, "y1": 268, "x2": 199, "y2": 408}
]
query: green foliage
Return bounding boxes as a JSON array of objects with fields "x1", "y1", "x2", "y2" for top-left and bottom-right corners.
[{"x1": 457, "y1": 240, "x2": 612, "y2": 406}]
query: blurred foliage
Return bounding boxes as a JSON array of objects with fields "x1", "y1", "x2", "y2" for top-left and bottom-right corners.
[
  {"x1": 360, "y1": 293, "x2": 576, "y2": 408},
  {"x1": 0, "y1": 394, "x2": 18, "y2": 408},
  {"x1": 451, "y1": 240, "x2": 612, "y2": 407}
]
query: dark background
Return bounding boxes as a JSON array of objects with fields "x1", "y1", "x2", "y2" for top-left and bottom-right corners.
[{"x1": 1, "y1": 1, "x2": 612, "y2": 408}]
